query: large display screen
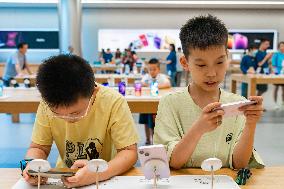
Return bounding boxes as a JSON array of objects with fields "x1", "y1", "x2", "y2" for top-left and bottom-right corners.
[
  {"x1": 0, "y1": 30, "x2": 59, "y2": 49},
  {"x1": 228, "y1": 30, "x2": 277, "y2": 51},
  {"x1": 98, "y1": 29, "x2": 181, "y2": 52},
  {"x1": 98, "y1": 29, "x2": 278, "y2": 52}
]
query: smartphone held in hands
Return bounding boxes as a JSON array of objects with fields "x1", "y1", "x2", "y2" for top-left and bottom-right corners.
[
  {"x1": 212, "y1": 100, "x2": 257, "y2": 117},
  {"x1": 28, "y1": 169, "x2": 76, "y2": 179}
]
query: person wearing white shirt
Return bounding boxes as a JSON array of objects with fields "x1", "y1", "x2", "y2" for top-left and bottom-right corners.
[
  {"x1": 3, "y1": 42, "x2": 32, "y2": 86},
  {"x1": 139, "y1": 58, "x2": 171, "y2": 145}
]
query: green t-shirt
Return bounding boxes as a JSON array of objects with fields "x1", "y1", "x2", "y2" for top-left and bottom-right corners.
[{"x1": 154, "y1": 87, "x2": 264, "y2": 169}]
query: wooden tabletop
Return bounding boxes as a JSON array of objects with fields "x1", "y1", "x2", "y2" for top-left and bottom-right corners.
[
  {"x1": 0, "y1": 63, "x2": 121, "y2": 77},
  {"x1": 231, "y1": 74, "x2": 284, "y2": 84},
  {"x1": 94, "y1": 73, "x2": 142, "y2": 79},
  {"x1": 93, "y1": 74, "x2": 143, "y2": 85},
  {"x1": 230, "y1": 74, "x2": 284, "y2": 96},
  {"x1": 92, "y1": 64, "x2": 121, "y2": 68},
  {"x1": 15, "y1": 74, "x2": 143, "y2": 80},
  {"x1": 2, "y1": 167, "x2": 283, "y2": 189},
  {"x1": 92, "y1": 64, "x2": 122, "y2": 72},
  {"x1": 0, "y1": 63, "x2": 39, "y2": 76},
  {"x1": 14, "y1": 74, "x2": 143, "y2": 86},
  {"x1": 0, "y1": 87, "x2": 183, "y2": 114}
]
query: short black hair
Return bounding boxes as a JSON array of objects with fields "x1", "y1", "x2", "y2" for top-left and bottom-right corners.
[
  {"x1": 248, "y1": 43, "x2": 259, "y2": 51},
  {"x1": 244, "y1": 43, "x2": 259, "y2": 54},
  {"x1": 170, "y1": 44, "x2": 176, "y2": 52},
  {"x1": 260, "y1": 38, "x2": 270, "y2": 44},
  {"x1": 36, "y1": 54, "x2": 95, "y2": 108},
  {"x1": 17, "y1": 42, "x2": 28, "y2": 49},
  {"x1": 278, "y1": 41, "x2": 284, "y2": 48},
  {"x1": 148, "y1": 58, "x2": 160, "y2": 68},
  {"x1": 179, "y1": 14, "x2": 228, "y2": 58}
]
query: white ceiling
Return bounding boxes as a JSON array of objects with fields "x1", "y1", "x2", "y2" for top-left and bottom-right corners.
[{"x1": 0, "y1": 0, "x2": 284, "y2": 9}]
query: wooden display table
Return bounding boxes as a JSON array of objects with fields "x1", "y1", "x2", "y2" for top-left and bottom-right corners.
[
  {"x1": 230, "y1": 74, "x2": 284, "y2": 96},
  {"x1": 0, "y1": 87, "x2": 182, "y2": 122},
  {"x1": 14, "y1": 74, "x2": 143, "y2": 87}
]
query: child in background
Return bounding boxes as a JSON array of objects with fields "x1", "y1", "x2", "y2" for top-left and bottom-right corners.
[
  {"x1": 114, "y1": 48, "x2": 122, "y2": 65},
  {"x1": 122, "y1": 49, "x2": 135, "y2": 72},
  {"x1": 154, "y1": 15, "x2": 264, "y2": 170},
  {"x1": 240, "y1": 44, "x2": 258, "y2": 98},
  {"x1": 272, "y1": 41, "x2": 284, "y2": 110},
  {"x1": 139, "y1": 58, "x2": 171, "y2": 145},
  {"x1": 102, "y1": 48, "x2": 114, "y2": 64}
]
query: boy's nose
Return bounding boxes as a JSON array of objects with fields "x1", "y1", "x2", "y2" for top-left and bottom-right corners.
[{"x1": 206, "y1": 68, "x2": 217, "y2": 77}]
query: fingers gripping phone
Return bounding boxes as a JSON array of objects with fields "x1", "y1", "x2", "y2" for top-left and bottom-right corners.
[
  {"x1": 28, "y1": 169, "x2": 76, "y2": 179},
  {"x1": 212, "y1": 100, "x2": 257, "y2": 117}
]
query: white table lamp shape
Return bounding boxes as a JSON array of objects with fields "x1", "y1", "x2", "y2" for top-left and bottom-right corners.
[
  {"x1": 11, "y1": 79, "x2": 17, "y2": 85},
  {"x1": 28, "y1": 159, "x2": 51, "y2": 189},
  {"x1": 24, "y1": 79, "x2": 30, "y2": 84},
  {"x1": 87, "y1": 159, "x2": 109, "y2": 189},
  {"x1": 201, "y1": 158, "x2": 222, "y2": 189},
  {"x1": 201, "y1": 158, "x2": 222, "y2": 172}
]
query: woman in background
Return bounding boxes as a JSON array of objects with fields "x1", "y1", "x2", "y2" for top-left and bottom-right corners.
[{"x1": 165, "y1": 44, "x2": 177, "y2": 87}]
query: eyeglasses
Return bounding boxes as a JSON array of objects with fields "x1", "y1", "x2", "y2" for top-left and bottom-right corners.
[{"x1": 49, "y1": 95, "x2": 94, "y2": 121}]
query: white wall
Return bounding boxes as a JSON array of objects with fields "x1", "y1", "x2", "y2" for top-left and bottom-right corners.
[{"x1": 0, "y1": 7, "x2": 283, "y2": 63}]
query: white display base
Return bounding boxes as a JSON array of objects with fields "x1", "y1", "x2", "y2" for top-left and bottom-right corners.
[
  {"x1": 0, "y1": 95, "x2": 9, "y2": 100},
  {"x1": 12, "y1": 178, "x2": 64, "y2": 189},
  {"x1": 13, "y1": 175, "x2": 240, "y2": 189}
]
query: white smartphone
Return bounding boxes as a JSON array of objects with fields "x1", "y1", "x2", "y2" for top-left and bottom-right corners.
[
  {"x1": 138, "y1": 144, "x2": 170, "y2": 180},
  {"x1": 213, "y1": 100, "x2": 257, "y2": 117},
  {"x1": 28, "y1": 170, "x2": 75, "y2": 179}
]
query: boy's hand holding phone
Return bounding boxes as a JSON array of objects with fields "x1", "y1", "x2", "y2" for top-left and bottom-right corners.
[
  {"x1": 238, "y1": 96, "x2": 264, "y2": 126},
  {"x1": 193, "y1": 102, "x2": 225, "y2": 135}
]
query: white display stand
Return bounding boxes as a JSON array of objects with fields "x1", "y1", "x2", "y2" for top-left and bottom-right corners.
[
  {"x1": 87, "y1": 159, "x2": 109, "y2": 189},
  {"x1": 201, "y1": 158, "x2": 223, "y2": 189},
  {"x1": 28, "y1": 159, "x2": 51, "y2": 173},
  {"x1": 13, "y1": 178, "x2": 63, "y2": 189},
  {"x1": 26, "y1": 159, "x2": 51, "y2": 189}
]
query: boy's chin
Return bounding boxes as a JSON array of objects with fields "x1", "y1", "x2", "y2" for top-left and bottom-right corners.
[
  {"x1": 200, "y1": 83, "x2": 220, "y2": 92},
  {"x1": 66, "y1": 119, "x2": 80, "y2": 123},
  {"x1": 150, "y1": 74, "x2": 158, "y2": 78}
]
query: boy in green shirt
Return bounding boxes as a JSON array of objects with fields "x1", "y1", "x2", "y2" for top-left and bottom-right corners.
[{"x1": 154, "y1": 15, "x2": 264, "y2": 170}]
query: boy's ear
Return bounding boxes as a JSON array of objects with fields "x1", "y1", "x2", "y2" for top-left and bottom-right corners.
[
  {"x1": 180, "y1": 56, "x2": 190, "y2": 72},
  {"x1": 226, "y1": 49, "x2": 230, "y2": 59},
  {"x1": 225, "y1": 49, "x2": 230, "y2": 70}
]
